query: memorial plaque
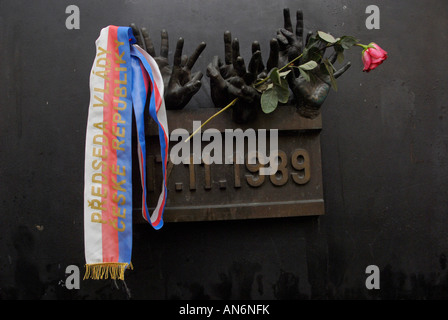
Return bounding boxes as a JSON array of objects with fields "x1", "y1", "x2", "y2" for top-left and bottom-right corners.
[{"x1": 134, "y1": 104, "x2": 324, "y2": 222}]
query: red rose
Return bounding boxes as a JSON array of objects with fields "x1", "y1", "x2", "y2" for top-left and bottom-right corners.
[{"x1": 362, "y1": 42, "x2": 387, "y2": 72}]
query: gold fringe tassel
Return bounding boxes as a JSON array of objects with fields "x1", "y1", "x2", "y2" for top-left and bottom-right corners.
[{"x1": 83, "y1": 263, "x2": 133, "y2": 280}]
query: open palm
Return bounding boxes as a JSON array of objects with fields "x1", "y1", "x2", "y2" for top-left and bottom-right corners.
[{"x1": 131, "y1": 24, "x2": 206, "y2": 110}]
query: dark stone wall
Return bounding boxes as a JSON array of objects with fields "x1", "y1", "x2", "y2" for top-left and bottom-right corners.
[{"x1": 1, "y1": 0, "x2": 447, "y2": 299}]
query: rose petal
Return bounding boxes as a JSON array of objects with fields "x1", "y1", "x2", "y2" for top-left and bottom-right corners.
[
  {"x1": 362, "y1": 51, "x2": 371, "y2": 71},
  {"x1": 372, "y1": 43, "x2": 388, "y2": 56},
  {"x1": 370, "y1": 56, "x2": 385, "y2": 64},
  {"x1": 369, "y1": 62, "x2": 380, "y2": 71},
  {"x1": 367, "y1": 48, "x2": 384, "y2": 60}
]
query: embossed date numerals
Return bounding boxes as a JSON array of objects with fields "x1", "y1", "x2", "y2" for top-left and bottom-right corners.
[
  {"x1": 149, "y1": 149, "x2": 311, "y2": 191},
  {"x1": 245, "y1": 149, "x2": 310, "y2": 187}
]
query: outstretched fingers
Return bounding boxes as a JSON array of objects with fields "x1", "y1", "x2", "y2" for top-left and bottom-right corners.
[
  {"x1": 186, "y1": 42, "x2": 206, "y2": 70},
  {"x1": 130, "y1": 23, "x2": 143, "y2": 47},
  {"x1": 334, "y1": 62, "x2": 351, "y2": 79},
  {"x1": 267, "y1": 38, "x2": 279, "y2": 71},
  {"x1": 282, "y1": 8, "x2": 303, "y2": 42},
  {"x1": 231, "y1": 38, "x2": 241, "y2": 67},
  {"x1": 160, "y1": 29, "x2": 169, "y2": 58},
  {"x1": 250, "y1": 41, "x2": 265, "y2": 76},
  {"x1": 141, "y1": 27, "x2": 156, "y2": 57},
  {"x1": 208, "y1": 55, "x2": 221, "y2": 75},
  {"x1": 283, "y1": 8, "x2": 293, "y2": 33},
  {"x1": 252, "y1": 41, "x2": 261, "y2": 55},
  {"x1": 248, "y1": 50, "x2": 263, "y2": 78},
  {"x1": 191, "y1": 71, "x2": 203, "y2": 83},
  {"x1": 232, "y1": 39, "x2": 247, "y2": 77},
  {"x1": 180, "y1": 74, "x2": 203, "y2": 97},
  {"x1": 224, "y1": 31, "x2": 232, "y2": 65},
  {"x1": 234, "y1": 56, "x2": 247, "y2": 78},
  {"x1": 295, "y1": 10, "x2": 304, "y2": 41},
  {"x1": 173, "y1": 37, "x2": 184, "y2": 67},
  {"x1": 207, "y1": 56, "x2": 227, "y2": 91}
]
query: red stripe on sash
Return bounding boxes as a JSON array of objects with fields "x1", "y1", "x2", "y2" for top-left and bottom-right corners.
[
  {"x1": 151, "y1": 75, "x2": 167, "y2": 226},
  {"x1": 139, "y1": 62, "x2": 151, "y2": 221},
  {"x1": 101, "y1": 26, "x2": 120, "y2": 262},
  {"x1": 145, "y1": 62, "x2": 167, "y2": 226},
  {"x1": 154, "y1": 85, "x2": 162, "y2": 113}
]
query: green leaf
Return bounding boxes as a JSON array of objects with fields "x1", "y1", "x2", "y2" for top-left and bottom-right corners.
[
  {"x1": 302, "y1": 34, "x2": 320, "y2": 61},
  {"x1": 255, "y1": 83, "x2": 267, "y2": 93},
  {"x1": 323, "y1": 58, "x2": 337, "y2": 91},
  {"x1": 338, "y1": 35, "x2": 359, "y2": 50},
  {"x1": 298, "y1": 60, "x2": 318, "y2": 71},
  {"x1": 298, "y1": 67, "x2": 310, "y2": 82},
  {"x1": 274, "y1": 78, "x2": 290, "y2": 104},
  {"x1": 333, "y1": 44, "x2": 345, "y2": 64},
  {"x1": 318, "y1": 31, "x2": 337, "y2": 44},
  {"x1": 269, "y1": 68, "x2": 281, "y2": 85},
  {"x1": 279, "y1": 70, "x2": 291, "y2": 78},
  {"x1": 255, "y1": 82, "x2": 271, "y2": 93},
  {"x1": 305, "y1": 33, "x2": 319, "y2": 48},
  {"x1": 307, "y1": 46, "x2": 323, "y2": 62},
  {"x1": 261, "y1": 88, "x2": 278, "y2": 113}
]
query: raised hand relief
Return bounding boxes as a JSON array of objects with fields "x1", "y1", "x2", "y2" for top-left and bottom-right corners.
[{"x1": 130, "y1": 24, "x2": 206, "y2": 110}]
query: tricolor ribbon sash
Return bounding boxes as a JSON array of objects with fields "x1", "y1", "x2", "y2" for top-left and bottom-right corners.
[{"x1": 84, "y1": 26, "x2": 169, "y2": 280}]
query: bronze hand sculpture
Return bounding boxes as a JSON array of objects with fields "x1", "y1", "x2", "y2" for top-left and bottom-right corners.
[
  {"x1": 130, "y1": 7, "x2": 353, "y2": 120},
  {"x1": 130, "y1": 24, "x2": 206, "y2": 110},
  {"x1": 288, "y1": 50, "x2": 351, "y2": 118},
  {"x1": 276, "y1": 8, "x2": 304, "y2": 68},
  {"x1": 276, "y1": 8, "x2": 351, "y2": 118},
  {"x1": 207, "y1": 31, "x2": 280, "y2": 123}
]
